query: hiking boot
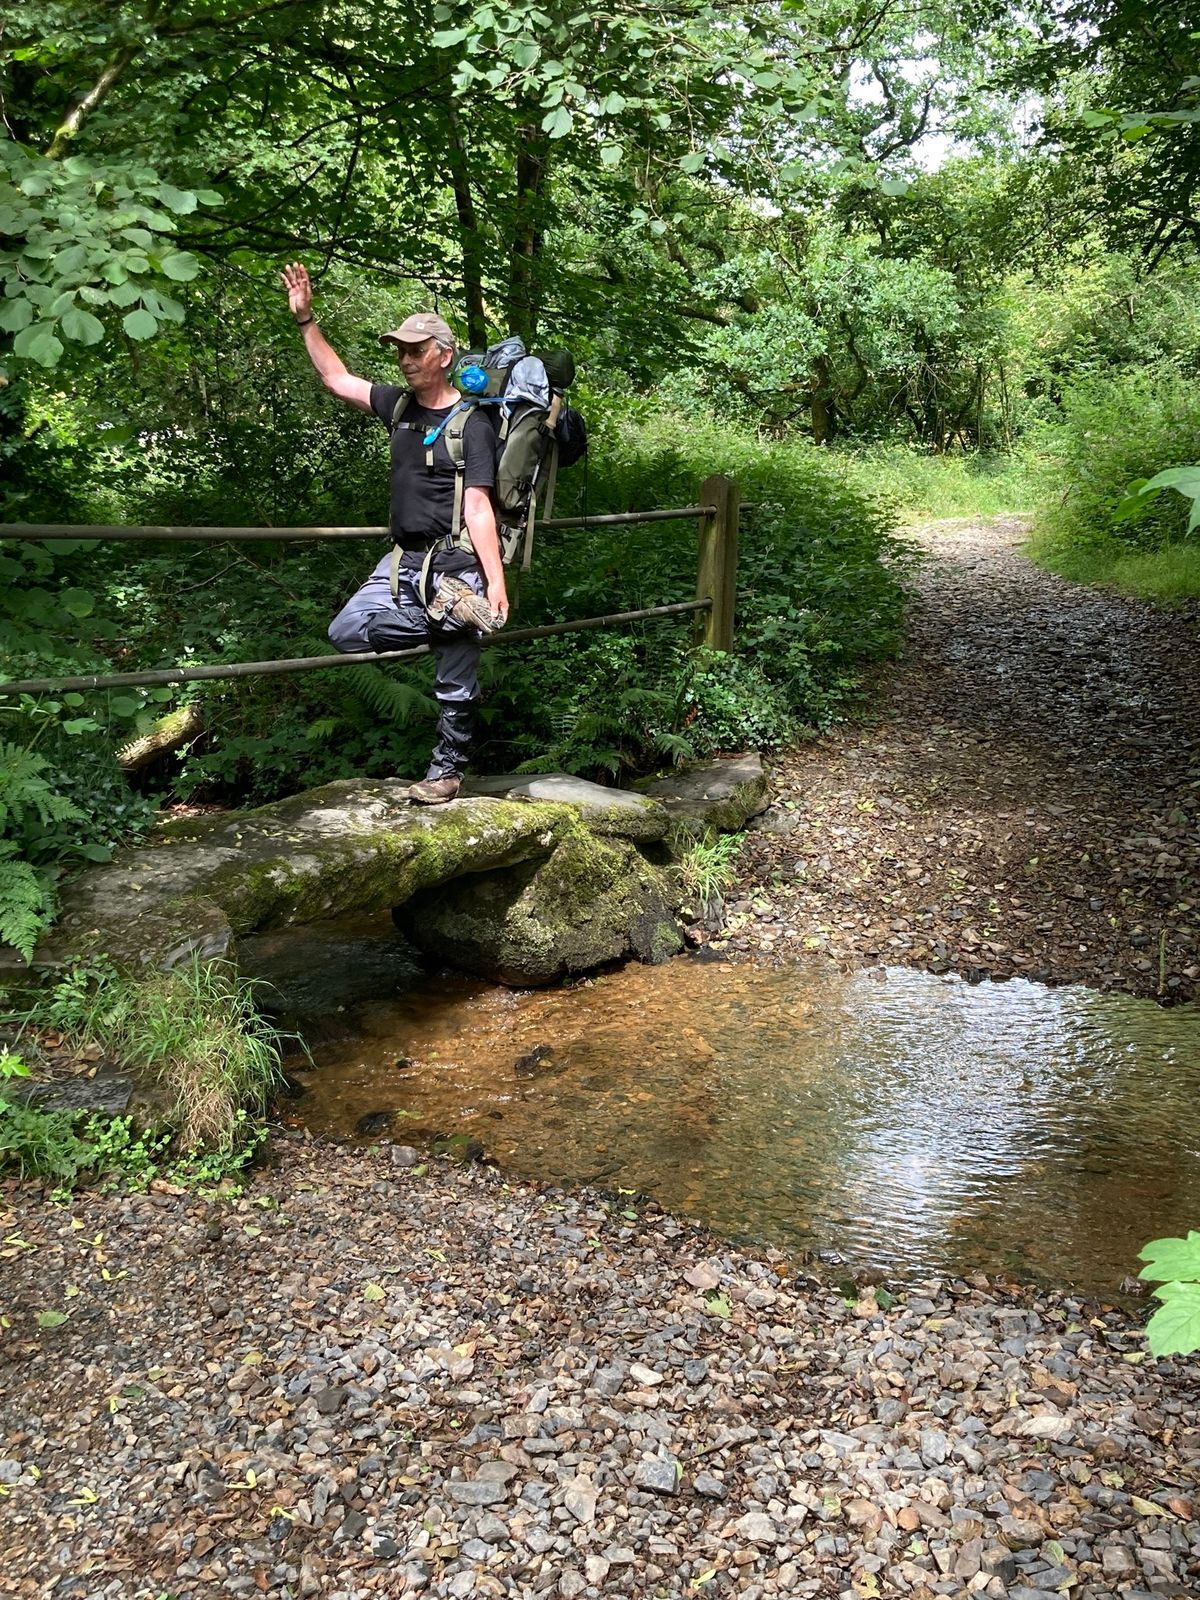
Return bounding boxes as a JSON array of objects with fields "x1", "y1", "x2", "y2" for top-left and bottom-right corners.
[{"x1": 407, "y1": 775, "x2": 461, "y2": 805}]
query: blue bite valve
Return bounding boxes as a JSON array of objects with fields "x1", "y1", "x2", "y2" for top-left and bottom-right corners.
[{"x1": 455, "y1": 363, "x2": 489, "y2": 395}]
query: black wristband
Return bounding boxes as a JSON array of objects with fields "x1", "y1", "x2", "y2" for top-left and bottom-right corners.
[{"x1": 295, "y1": 315, "x2": 314, "y2": 328}]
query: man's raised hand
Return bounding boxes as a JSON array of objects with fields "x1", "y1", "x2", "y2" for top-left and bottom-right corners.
[{"x1": 281, "y1": 261, "x2": 313, "y2": 322}]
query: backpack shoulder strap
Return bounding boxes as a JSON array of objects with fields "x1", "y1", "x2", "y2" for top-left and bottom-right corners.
[
  {"x1": 390, "y1": 390, "x2": 414, "y2": 431},
  {"x1": 444, "y1": 401, "x2": 481, "y2": 553}
]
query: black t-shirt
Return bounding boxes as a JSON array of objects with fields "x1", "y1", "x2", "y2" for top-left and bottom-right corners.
[{"x1": 370, "y1": 384, "x2": 496, "y2": 571}]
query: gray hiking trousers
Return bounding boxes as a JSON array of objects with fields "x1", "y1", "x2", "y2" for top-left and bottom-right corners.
[
  {"x1": 328, "y1": 552, "x2": 483, "y2": 779},
  {"x1": 328, "y1": 551, "x2": 482, "y2": 704}
]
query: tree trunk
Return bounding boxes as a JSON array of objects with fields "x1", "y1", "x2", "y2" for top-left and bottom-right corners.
[
  {"x1": 445, "y1": 104, "x2": 488, "y2": 349},
  {"x1": 810, "y1": 351, "x2": 838, "y2": 444},
  {"x1": 508, "y1": 126, "x2": 549, "y2": 342}
]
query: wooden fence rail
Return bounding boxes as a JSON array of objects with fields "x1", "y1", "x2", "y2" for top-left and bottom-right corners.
[
  {"x1": 0, "y1": 506, "x2": 715, "y2": 542},
  {"x1": 0, "y1": 474, "x2": 740, "y2": 696}
]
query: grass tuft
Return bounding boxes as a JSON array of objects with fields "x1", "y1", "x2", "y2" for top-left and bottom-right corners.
[
  {"x1": 674, "y1": 828, "x2": 746, "y2": 902},
  {"x1": 42, "y1": 956, "x2": 282, "y2": 1150}
]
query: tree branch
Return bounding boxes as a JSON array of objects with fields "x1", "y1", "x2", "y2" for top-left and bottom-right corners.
[{"x1": 45, "y1": 41, "x2": 142, "y2": 159}]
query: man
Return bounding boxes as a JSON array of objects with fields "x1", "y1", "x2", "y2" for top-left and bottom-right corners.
[{"x1": 280, "y1": 261, "x2": 509, "y2": 804}]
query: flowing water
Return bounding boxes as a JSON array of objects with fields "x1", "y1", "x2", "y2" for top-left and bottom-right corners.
[{"x1": 269, "y1": 934, "x2": 1200, "y2": 1292}]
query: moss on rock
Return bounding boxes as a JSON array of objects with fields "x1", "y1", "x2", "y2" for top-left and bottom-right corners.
[{"x1": 398, "y1": 832, "x2": 683, "y2": 986}]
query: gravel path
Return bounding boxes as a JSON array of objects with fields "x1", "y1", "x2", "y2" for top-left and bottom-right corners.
[
  {"x1": 729, "y1": 518, "x2": 1200, "y2": 1001},
  {"x1": 2, "y1": 1147, "x2": 1199, "y2": 1600}
]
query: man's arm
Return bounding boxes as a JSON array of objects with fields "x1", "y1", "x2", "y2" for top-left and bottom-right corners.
[
  {"x1": 463, "y1": 486, "x2": 509, "y2": 626},
  {"x1": 280, "y1": 261, "x2": 373, "y2": 413}
]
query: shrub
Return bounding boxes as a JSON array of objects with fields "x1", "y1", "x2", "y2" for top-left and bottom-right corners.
[
  {"x1": 483, "y1": 399, "x2": 910, "y2": 778},
  {"x1": 1033, "y1": 364, "x2": 1200, "y2": 558}
]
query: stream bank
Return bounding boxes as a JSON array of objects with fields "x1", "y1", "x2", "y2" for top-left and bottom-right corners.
[{"x1": 2, "y1": 1146, "x2": 1198, "y2": 1600}]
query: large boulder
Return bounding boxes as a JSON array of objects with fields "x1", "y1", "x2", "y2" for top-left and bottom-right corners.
[{"x1": 398, "y1": 831, "x2": 683, "y2": 986}]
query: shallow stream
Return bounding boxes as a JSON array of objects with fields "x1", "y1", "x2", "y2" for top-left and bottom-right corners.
[{"x1": 270, "y1": 939, "x2": 1200, "y2": 1293}]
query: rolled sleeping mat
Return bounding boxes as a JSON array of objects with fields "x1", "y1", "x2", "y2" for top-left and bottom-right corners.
[{"x1": 535, "y1": 348, "x2": 575, "y2": 391}]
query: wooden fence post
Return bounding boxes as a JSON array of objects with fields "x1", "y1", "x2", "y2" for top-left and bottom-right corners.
[{"x1": 695, "y1": 473, "x2": 740, "y2": 652}]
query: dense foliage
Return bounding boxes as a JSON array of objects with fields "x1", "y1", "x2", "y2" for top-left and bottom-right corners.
[{"x1": 4, "y1": 0, "x2": 1200, "y2": 961}]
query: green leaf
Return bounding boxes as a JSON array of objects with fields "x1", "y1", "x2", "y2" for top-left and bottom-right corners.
[
  {"x1": 0, "y1": 299, "x2": 33, "y2": 333},
  {"x1": 55, "y1": 243, "x2": 89, "y2": 277},
  {"x1": 1145, "y1": 1281, "x2": 1200, "y2": 1358},
  {"x1": 194, "y1": 189, "x2": 224, "y2": 206},
  {"x1": 1139, "y1": 1230, "x2": 1200, "y2": 1283},
  {"x1": 12, "y1": 326, "x2": 63, "y2": 367},
  {"x1": 61, "y1": 307, "x2": 105, "y2": 346},
  {"x1": 78, "y1": 843, "x2": 113, "y2": 862},
  {"x1": 879, "y1": 176, "x2": 911, "y2": 197},
  {"x1": 108, "y1": 695, "x2": 141, "y2": 717},
  {"x1": 37, "y1": 1310, "x2": 69, "y2": 1329},
  {"x1": 122, "y1": 308, "x2": 158, "y2": 340},
  {"x1": 154, "y1": 184, "x2": 197, "y2": 214},
  {"x1": 542, "y1": 106, "x2": 573, "y2": 139},
  {"x1": 107, "y1": 282, "x2": 144, "y2": 308},
  {"x1": 1142, "y1": 466, "x2": 1200, "y2": 498},
  {"x1": 62, "y1": 588, "x2": 95, "y2": 618},
  {"x1": 431, "y1": 26, "x2": 469, "y2": 45},
  {"x1": 704, "y1": 1289, "x2": 731, "y2": 1319},
  {"x1": 600, "y1": 144, "x2": 622, "y2": 167},
  {"x1": 158, "y1": 251, "x2": 200, "y2": 282},
  {"x1": 679, "y1": 152, "x2": 706, "y2": 174},
  {"x1": 600, "y1": 92, "x2": 626, "y2": 115},
  {"x1": 363, "y1": 1282, "x2": 386, "y2": 1302}
]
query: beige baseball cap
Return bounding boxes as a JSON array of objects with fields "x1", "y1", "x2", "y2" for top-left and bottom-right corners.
[{"x1": 378, "y1": 312, "x2": 456, "y2": 349}]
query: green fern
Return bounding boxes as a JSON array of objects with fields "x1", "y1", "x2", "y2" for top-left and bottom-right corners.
[
  {"x1": 342, "y1": 667, "x2": 435, "y2": 724},
  {"x1": 651, "y1": 729, "x2": 695, "y2": 764},
  {"x1": 0, "y1": 842, "x2": 55, "y2": 962},
  {"x1": 0, "y1": 742, "x2": 86, "y2": 834}
]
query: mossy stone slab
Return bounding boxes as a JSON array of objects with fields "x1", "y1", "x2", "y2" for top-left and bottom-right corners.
[
  {"x1": 640, "y1": 753, "x2": 770, "y2": 833},
  {"x1": 460, "y1": 774, "x2": 669, "y2": 841},
  {"x1": 33, "y1": 780, "x2": 577, "y2": 973}
]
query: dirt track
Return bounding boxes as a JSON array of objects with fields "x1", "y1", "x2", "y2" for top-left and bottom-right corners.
[{"x1": 731, "y1": 517, "x2": 1200, "y2": 1003}]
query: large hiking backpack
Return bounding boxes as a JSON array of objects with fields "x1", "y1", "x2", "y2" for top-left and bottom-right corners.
[{"x1": 388, "y1": 337, "x2": 586, "y2": 603}]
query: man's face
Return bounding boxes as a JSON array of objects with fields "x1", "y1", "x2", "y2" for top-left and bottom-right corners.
[{"x1": 397, "y1": 338, "x2": 448, "y2": 385}]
